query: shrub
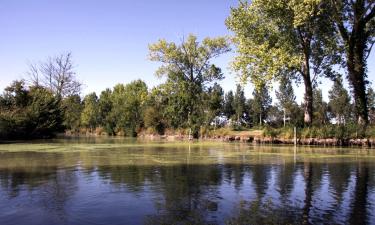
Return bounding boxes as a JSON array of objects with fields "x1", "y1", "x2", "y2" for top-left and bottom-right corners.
[{"x1": 263, "y1": 126, "x2": 280, "y2": 138}]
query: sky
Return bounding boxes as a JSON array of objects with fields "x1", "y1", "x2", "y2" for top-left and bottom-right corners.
[{"x1": 0, "y1": 0, "x2": 374, "y2": 104}]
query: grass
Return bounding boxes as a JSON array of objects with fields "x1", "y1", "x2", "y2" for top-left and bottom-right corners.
[
  {"x1": 210, "y1": 128, "x2": 263, "y2": 137},
  {"x1": 261, "y1": 124, "x2": 375, "y2": 140}
]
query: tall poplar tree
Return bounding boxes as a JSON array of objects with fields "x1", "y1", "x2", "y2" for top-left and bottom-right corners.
[
  {"x1": 328, "y1": 75, "x2": 351, "y2": 124},
  {"x1": 226, "y1": 0, "x2": 339, "y2": 124},
  {"x1": 276, "y1": 75, "x2": 296, "y2": 127},
  {"x1": 329, "y1": 0, "x2": 375, "y2": 125},
  {"x1": 233, "y1": 84, "x2": 246, "y2": 124},
  {"x1": 251, "y1": 84, "x2": 272, "y2": 126}
]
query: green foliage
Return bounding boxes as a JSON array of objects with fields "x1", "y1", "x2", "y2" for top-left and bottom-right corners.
[
  {"x1": 223, "y1": 91, "x2": 235, "y2": 119},
  {"x1": 266, "y1": 106, "x2": 284, "y2": 127},
  {"x1": 297, "y1": 124, "x2": 367, "y2": 139},
  {"x1": 368, "y1": 87, "x2": 375, "y2": 125},
  {"x1": 226, "y1": 0, "x2": 339, "y2": 124},
  {"x1": 81, "y1": 92, "x2": 99, "y2": 130},
  {"x1": 149, "y1": 34, "x2": 231, "y2": 83},
  {"x1": 251, "y1": 84, "x2": 272, "y2": 126},
  {"x1": 144, "y1": 106, "x2": 165, "y2": 135},
  {"x1": 204, "y1": 83, "x2": 224, "y2": 126},
  {"x1": 98, "y1": 88, "x2": 115, "y2": 135},
  {"x1": 61, "y1": 95, "x2": 82, "y2": 131},
  {"x1": 107, "y1": 80, "x2": 148, "y2": 136},
  {"x1": 260, "y1": 123, "x2": 375, "y2": 140},
  {"x1": 276, "y1": 75, "x2": 297, "y2": 126},
  {"x1": 312, "y1": 88, "x2": 329, "y2": 125},
  {"x1": 233, "y1": 84, "x2": 246, "y2": 124},
  {"x1": 263, "y1": 126, "x2": 281, "y2": 139},
  {"x1": 328, "y1": 76, "x2": 351, "y2": 124},
  {"x1": 0, "y1": 81, "x2": 63, "y2": 139},
  {"x1": 149, "y1": 34, "x2": 230, "y2": 137},
  {"x1": 328, "y1": 0, "x2": 375, "y2": 125}
]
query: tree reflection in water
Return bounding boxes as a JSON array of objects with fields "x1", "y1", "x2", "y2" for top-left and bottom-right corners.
[{"x1": 0, "y1": 144, "x2": 374, "y2": 225}]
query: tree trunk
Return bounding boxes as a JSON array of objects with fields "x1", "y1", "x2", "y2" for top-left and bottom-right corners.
[
  {"x1": 333, "y1": 1, "x2": 372, "y2": 125},
  {"x1": 302, "y1": 162, "x2": 313, "y2": 224},
  {"x1": 349, "y1": 163, "x2": 369, "y2": 225},
  {"x1": 299, "y1": 35, "x2": 314, "y2": 126},
  {"x1": 347, "y1": 40, "x2": 368, "y2": 125},
  {"x1": 302, "y1": 66, "x2": 313, "y2": 125}
]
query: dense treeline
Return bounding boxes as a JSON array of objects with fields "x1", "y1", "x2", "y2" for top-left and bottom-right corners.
[
  {"x1": 0, "y1": 0, "x2": 374, "y2": 140},
  {"x1": 1, "y1": 53, "x2": 374, "y2": 140}
]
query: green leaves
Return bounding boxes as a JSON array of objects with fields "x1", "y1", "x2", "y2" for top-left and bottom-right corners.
[
  {"x1": 226, "y1": 0, "x2": 303, "y2": 89},
  {"x1": 148, "y1": 34, "x2": 230, "y2": 132},
  {"x1": 0, "y1": 82, "x2": 63, "y2": 139},
  {"x1": 148, "y1": 34, "x2": 230, "y2": 84},
  {"x1": 81, "y1": 92, "x2": 99, "y2": 129}
]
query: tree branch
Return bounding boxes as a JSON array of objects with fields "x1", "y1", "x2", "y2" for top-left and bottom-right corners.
[
  {"x1": 330, "y1": 0, "x2": 350, "y2": 42},
  {"x1": 363, "y1": 2, "x2": 375, "y2": 24},
  {"x1": 365, "y1": 40, "x2": 375, "y2": 60}
]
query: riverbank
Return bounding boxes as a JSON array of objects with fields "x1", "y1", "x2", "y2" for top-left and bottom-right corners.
[
  {"x1": 137, "y1": 134, "x2": 375, "y2": 147},
  {"x1": 62, "y1": 127, "x2": 375, "y2": 147}
]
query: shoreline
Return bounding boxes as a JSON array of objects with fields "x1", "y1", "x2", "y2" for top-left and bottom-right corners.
[
  {"x1": 2, "y1": 132, "x2": 375, "y2": 148},
  {"x1": 65, "y1": 132, "x2": 375, "y2": 148},
  {"x1": 139, "y1": 134, "x2": 375, "y2": 147}
]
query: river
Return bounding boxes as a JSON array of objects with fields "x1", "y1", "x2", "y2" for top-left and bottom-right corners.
[{"x1": 0, "y1": 138, "x2": 374, "y2": 225}]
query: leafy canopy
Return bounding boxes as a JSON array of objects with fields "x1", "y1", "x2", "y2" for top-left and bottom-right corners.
[
  {"x1": 226, "y1": 0, "x2": 339, "y2": 88},
  {"x1": 149, "y1": 34, "x2": 231, "y2": 84}
]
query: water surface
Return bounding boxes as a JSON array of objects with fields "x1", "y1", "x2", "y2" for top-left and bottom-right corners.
[{"x1": 0, "y1": 138, "x2": 374, "y2": 225}]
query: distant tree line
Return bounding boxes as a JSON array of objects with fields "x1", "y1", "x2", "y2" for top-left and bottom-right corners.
[{"x1": 1, "y1": 50, "x2": 375, "y2": 140}]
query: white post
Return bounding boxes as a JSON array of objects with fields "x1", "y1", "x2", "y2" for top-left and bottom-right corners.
[{"x1": 294, "y1": 126, "x2": 297, "y2": 163}]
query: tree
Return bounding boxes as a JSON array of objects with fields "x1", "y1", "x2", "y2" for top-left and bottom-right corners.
[
  {"x1": 121, "y1": 80, "x2": 148, "y2": 136},
  {"x1": 28, "y1": 52, "x2": 82, "y2": 98},
  {"x1": 80, "y1": 92, "x2": 99, "y2": 131},
  {"x1": 110, "y1": 80, "x2": 148, "y2": 136},
  {"x1": 0, "y1": 80, "x2": 63, "y2": 139},
  {"x1": 267, "y1": 105, "x2": 284, "y2": 126},
  {"x1": 98, "y1": 88, "x2": 115, "y2": 135},
  {"x1": 367, "y1": 87, "x2": 375, "y2": 124},
  {"x1": 143, "y1": 85, "x2": 169, "y2": 134},
  {"x1": 27, "y1": 86, "x2": 63, "y2": 136},
  {"x1": 149, "y1": 34, "x2": 230, "y2": 137},
  {"x1": 313, "y1": 88, "x2": 329, "y2": 125},
  {"x1": 276, "y1": 75, "x2": 296, "y2": 127},
  {"x1": 328, "y1": 75, "x2": 351, "y2": 124},
  {"x1": 61, "y1": 94, "x2": 82, "y2": 131},
  {"x1": 144, "y1": 106, "x2": 166, "y2": 135},
  {"x1": 223, "y1": 91, "x2": 235, "y2": 119},
  {"x1": 226, "y1": 0, "x2": 339, "y2": 124},
  {"x1": 328, "y1": 0, "x2": 375, "y2": 125},
  {"x1": 205, "y1": 83, "x2": 224, "y2": 127},
  {"x1": 251, "y1": 84, "x2": 272, "y2": 126},
  {"x1": 233, "y1": 84, "x2": 246, "y2": 124},
  {"x1": 2, "y1": 80, "x2": 29, "y2": 108}
]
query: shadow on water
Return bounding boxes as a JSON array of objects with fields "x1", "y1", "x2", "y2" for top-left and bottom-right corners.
[{"x1": 0, "y1": 142, "x2": 374, "y2": 225}]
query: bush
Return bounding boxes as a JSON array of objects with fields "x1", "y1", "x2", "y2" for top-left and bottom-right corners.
[
  {"x1": 262, "y1": 126, "x2": 280, "y2": 138},
  {"x1": 212, "y1": 127, "x2": 231, "y2": 137},
  {"x1": 278, "y1": 127, "x2": 294, "y2": 139}
]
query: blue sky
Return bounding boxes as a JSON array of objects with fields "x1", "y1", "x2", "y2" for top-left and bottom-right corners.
[{"x1": 0, "y1": 0, "x2": 374, "y2": 103}]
